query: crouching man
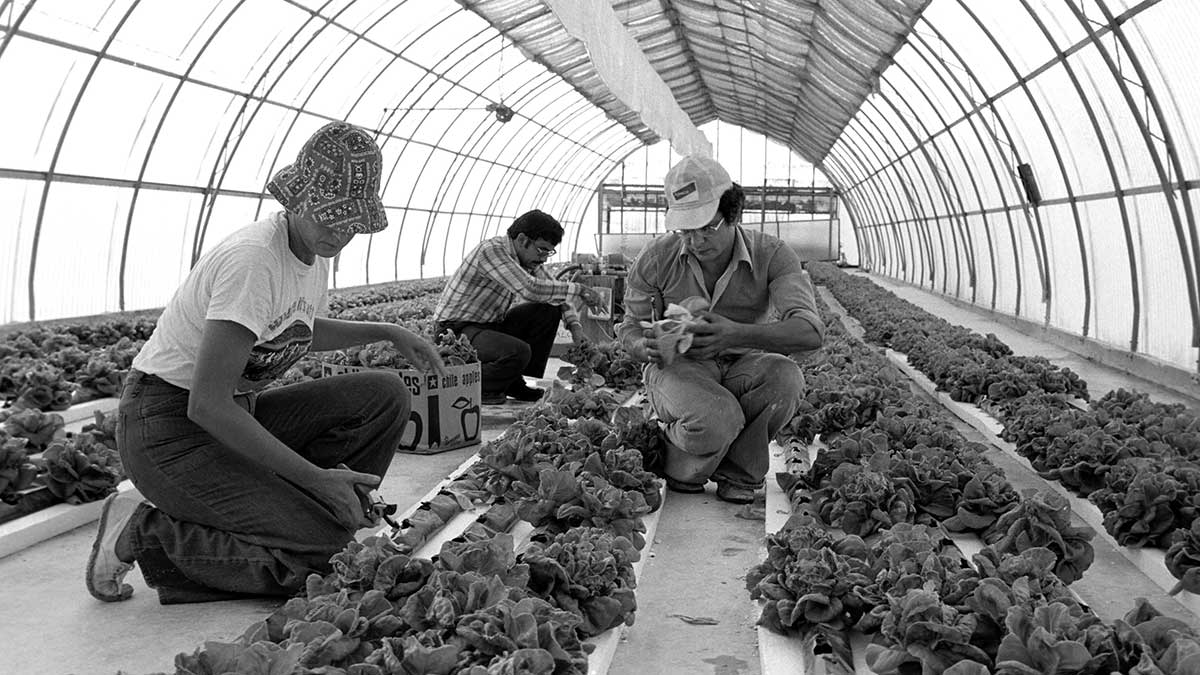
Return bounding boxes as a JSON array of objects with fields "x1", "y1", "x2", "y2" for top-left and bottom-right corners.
[
  {"x1": 617, "y1": 156, "x2": 824, "y2": 504},
  {"x1": 434, "y1": 210, "x2": 605, "y2": 404}
]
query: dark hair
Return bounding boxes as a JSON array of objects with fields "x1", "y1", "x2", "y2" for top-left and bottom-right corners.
[
  {"x1": 717, "y1": 182, "x2": 745, "y2": 226},
  {"x1": 507, "y1": 209, "x2": 564, "y2": 245}
]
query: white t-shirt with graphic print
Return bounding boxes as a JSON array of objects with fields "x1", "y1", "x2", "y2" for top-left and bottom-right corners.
[{"x1": 132, "y1": 211, "x2": 329, "y2": 392}]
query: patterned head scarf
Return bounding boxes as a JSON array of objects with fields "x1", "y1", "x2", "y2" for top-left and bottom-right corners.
[{"x1": 266, "y1": 122, "x2": 387, "y2": 234}]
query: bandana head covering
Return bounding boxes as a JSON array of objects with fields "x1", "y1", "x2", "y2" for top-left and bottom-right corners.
[{"x1": 267, "y1": 122, "x2": 387, "y2": 234}]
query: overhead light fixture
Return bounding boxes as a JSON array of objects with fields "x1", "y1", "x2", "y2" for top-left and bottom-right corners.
[{"x1": 486, "y1": 102, "x2": 515, "y2": 123}]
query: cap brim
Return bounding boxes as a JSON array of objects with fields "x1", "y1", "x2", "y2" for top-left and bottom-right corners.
[{"x1": 664, "y1": 200, "x2": 720, "y2": 231}]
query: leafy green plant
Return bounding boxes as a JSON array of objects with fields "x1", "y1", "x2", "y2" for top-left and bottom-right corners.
[
  {"x1": 745, "y1": 517, "x2": 871, "y2": 671},
  {"x1": 865, "y1": 588, "x2": 992, "y2": 674},
  {"x1": 513, "y1": 467, "x2": 650, "y2": 550},
  {"x1": 982, "y1": 490, "x2": 1094, "y2": 585},
  {"x1": 1101, "y1": 471, "x2": 1194, "y2": 548},
  {"x1": 558, "y1": 340, "x2": 642, "y2": 390},
  {"x1": 0, "y1": 430, "x2": 39, "y2": 504},
  {"x1": 993, "y1": 602, "x2": 1123, "y2": 674},
  {"x1": 1166, "y1": 519, "x2": 1200, "y2": 596},
  {"x1": 0, "y1": 407, "x2": 64, "y2": 451},
  {"x1": 39, "y1": 435, "x2": 121, "y2": 504},
  {"x1": 520, "y1": 526, "x2": 638, "y2": 637},
  {"x1": 811, "y1": 455, "x2": 916, "y2": 537}
]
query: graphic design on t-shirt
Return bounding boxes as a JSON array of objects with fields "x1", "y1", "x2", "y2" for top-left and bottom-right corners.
[
  {"x1": 267, "y1": 297, "x2": 317, "y2": 333},
  {"x1": 243, "y1": 320, "x2": 312, "y2": 384}
]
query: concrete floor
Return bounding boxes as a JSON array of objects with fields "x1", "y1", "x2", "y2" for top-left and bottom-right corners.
[
  {"x1": 608, "y1": 490, "x2": 765, "y2": 675},
  {"x1": 5, "y1": 283, "x2": 1200, "y2": 675}
]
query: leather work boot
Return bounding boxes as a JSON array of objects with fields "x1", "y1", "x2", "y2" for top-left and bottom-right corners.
[{"x1": 715, "y1": 481, "x2": 756, "y2": 504}]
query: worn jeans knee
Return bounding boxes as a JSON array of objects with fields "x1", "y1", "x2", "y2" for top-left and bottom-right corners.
[
  {"x1": 735, "y1": 354, "x2": 804, "y2": 419},
  {"x1": 669, "y1": 395, "x2": 743, "y2": 457},
  {"x1": 352, "y1": 370, "x2": 410, "y2": 418},
  {"x1": 454, "y1": 326, "x2": 532, "y2": 393},
  {"x1": 505, "y1": 302, "x2": 561, "y2": 330},
  {"x1": 645, "y1": 360, "x2": 744, "y2": 457},
  {"x1": 501, "y1": 303, "x2": 558, "y2": 378}
]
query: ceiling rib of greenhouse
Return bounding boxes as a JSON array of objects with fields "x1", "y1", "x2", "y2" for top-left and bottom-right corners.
[{"x1": 458, "y1": 0, "x2": 930, "y2": 162}]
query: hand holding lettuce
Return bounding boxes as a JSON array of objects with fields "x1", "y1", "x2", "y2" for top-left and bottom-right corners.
[{"x1": 636, "y1": 296, "x2": 708, "y2": 366}]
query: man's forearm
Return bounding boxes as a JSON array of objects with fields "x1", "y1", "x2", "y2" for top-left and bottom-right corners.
[
  {"x1": 735, "y1": 317, "x2": 822, "y2": 354},
  {"x1": 560, "y1": 304, "x2": 582, "y2": 332},
  {"x1": 310, "y1": 317, "x2": 399, "y2": 352}
]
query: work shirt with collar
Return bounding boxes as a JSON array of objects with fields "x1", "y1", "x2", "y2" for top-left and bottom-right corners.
[
  {"x1": 434, "y1": 234, "x2": 584, "y2": 330},
  {"x1": 617, "y1": 226, "x2": 824, "y2": 356}
]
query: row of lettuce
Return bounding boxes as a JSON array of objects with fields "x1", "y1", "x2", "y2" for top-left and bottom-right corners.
[
  {"x1": 809, "y1": 262, "x2": 1200, "y2": 594},
  {"x1": 746, "y1": 262, "x2": 1200, "y2": 673},
  {"x1": 0, "y1": 279, "x2": 447, "y2": 413},
  {"x1": 145, "y1": 379, "x2": 663, "y2": 674}
]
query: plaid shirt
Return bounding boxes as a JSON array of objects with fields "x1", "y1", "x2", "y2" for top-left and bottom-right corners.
[{"x1": 434, "y1": 235, "x2": 584, "y2": 329}]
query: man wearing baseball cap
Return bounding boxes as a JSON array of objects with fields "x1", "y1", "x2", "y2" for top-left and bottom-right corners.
[
  {"x1": 617, "y1": 155, "x2": 824, "y2": 504},
  {"x1": 86, "y1": 122, "x2": 445, "y2": 604}
]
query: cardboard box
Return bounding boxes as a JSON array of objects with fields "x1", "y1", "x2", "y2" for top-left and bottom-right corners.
[{"x1": 320, "y1": 362, "x2": 482, "y2": 454}]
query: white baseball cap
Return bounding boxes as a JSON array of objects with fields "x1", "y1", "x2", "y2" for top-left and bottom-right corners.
[{"x1": 663, "y1": 155, "x2": 733, "y2": 231}]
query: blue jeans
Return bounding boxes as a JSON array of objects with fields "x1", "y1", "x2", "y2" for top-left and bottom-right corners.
[
  {"x1": 644, "y1": 352, "x2": 803, "y2": 488},
  {"x1": 116, "y1": 369, "x2": 409, "y2": 604},
  {"x1": 437, "y1": 302, "x2": 560, "y2": 395}
]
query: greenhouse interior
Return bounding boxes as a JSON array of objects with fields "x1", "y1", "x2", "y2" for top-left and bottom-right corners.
[{"x1": 5, "y1": 0, "x2": 1200, "y2": 673}]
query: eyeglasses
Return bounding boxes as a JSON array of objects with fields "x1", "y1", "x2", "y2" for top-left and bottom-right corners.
[
  {"x1": 523, "y1": 235, "x2": 556, "y2": 256},
  {"x1": 672, "y1": 218, "x2": 724, "y2": 238}
]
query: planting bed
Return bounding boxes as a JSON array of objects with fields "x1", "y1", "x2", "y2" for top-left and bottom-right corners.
[
  {"x1": 880, "y1": 347, "x2": 1200, "y2": 620},
  {"x1": 119, "y1": 377, "x2": 666, "y2": 674},
  {"x1": 747, "y1": 265, "x2": 1200, "y2": 675},
  {"x1": 361, "y1": 392, "x2": 667, "y2": 675}
]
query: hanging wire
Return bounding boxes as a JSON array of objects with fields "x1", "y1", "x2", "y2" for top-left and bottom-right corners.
[
  {"x1": 497, "y1": 29, "x2": 505, "y2": 105},
  {"x1": 377, "y1": 33, "x2": 514, "y2": 125}
]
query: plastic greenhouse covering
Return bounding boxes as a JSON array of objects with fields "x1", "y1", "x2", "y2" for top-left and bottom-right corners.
[{"x1": 3, "y1": 0, "x2": 1200, "y2": 377}]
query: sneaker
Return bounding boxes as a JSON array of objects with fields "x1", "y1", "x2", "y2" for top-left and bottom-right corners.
[
  {"x1": 86, "y1": 490, "x2": 142, "y2": 602},
  {"x1": 506, "y1": 382, "x2": 544, "y2": 403},
  {"x1": 481, "y1": 391, "x2": 506, "y2": 405},
  {"x1": 715, "y1": 482, "x2": 756, "y2": 505},
  {"x1": 664, "y1": 477, "x2": 705, "y2": 494}
]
